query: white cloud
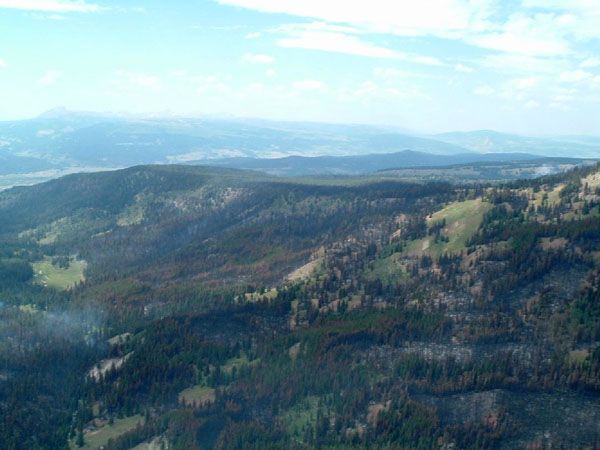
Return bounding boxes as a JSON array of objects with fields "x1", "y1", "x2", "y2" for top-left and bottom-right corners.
[
  {"x1": 206, "y1": 25, "x2": 244, "y2": 31},
  {"x1": 474, "y1": 84, "x2": 495, "y2": 96},
  {"x1": 292, "y1": 79, "x2": 324, "y2": 90},
  {"x1": 218, "y1": 0, "x2": 488, "y2": 38},
  {"x1": 169, "y1": 70, "x2": 230, "y2": 94},
  {"x1": 559, "y1": 69, "x2": 592, "y2": 83},
  {"x1": 217, "y1": 0, "x2": 600, "y2": 73},
  {"x1": 354, "y1": 80, "x2": 379, "y2": 97},
  {"x1": 410, "y1": 55, "x2": 444, "y2": 66},
  {"x1": 470, "y1": 13, "x2": 570, "y2": 56},
  {"x1": 522, "y1": 0, "x2": 600, "y2": 40},
  {"x1": 513, "y1": 76, "x2": 539, "y2": 90},
  {"x1": 0, "y1": 0, "x2": 100, "y2": 12},
  {"x1": 373, "y1": 67, "x2": 423, "y2": 78},
  {"x1": 38, "y1": 69, "x2": 62, "y2": 86},
  {"x1": 245, "y1": 32, "x2": 261, "y2": 39},
  {"x1": 265, "y1": 68, "x2": 276, "y2": 77},
  {"x1": 496, "y1": 77, "x2": 541, "y2": 102},
  {"x1": 549, "y1": 102, "x2": 571, "y2": 111},
  {"x1": 115, "y1": 71, "x2": 160, "y2": 89},
  {"x1": 481, "y1": 53, "x2": 565, "y2": 74},
  {"x1": 334, "y1": 78, "x2": 427, "y2": 102},
  {"x1": 247, "y1": 82, "x2": 265, "y2": 91},
  {"x1": 0, "y1": 58, "x2": 6, "y2": 68},
  {"x1": 213, "y1": 0, "x2": 600, "y2": 117},
  {"x1": 274, "y1": 21, "x2": 363, "y2": 35},
  {"x1": 275, "y1": 25, "x2": 443, "y2": 65},
  {"x1": 551, "y1": 87, "x2": 577, "y2": 104},
  {"x1": 581, "y1": 57, "x2": 600, "y2": 68},
  {"x1": 242, "y1": 53, "x2": 274, "y2": 64},
  {"x1": 39, "y1": 13, "x2": 66, "y2": 19},
  {"x1": 454, "y1": 63, "x2": 473, "y2": 73},
  {"x1": 279, "y1": 30, "x2": 398, "y2": 59},
  {"x1": 524, "y1": 100, "x2": 539, "y2": 109}
]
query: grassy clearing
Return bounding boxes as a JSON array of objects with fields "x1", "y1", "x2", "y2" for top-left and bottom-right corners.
[
  {"x1": 546, "y1": 185, "x2": 565, "y2": 206},
  {"x1": 117, "y1": 204, "x2": 144, "y2": 226},
  {"x1": 220, "y1": 353, "x2": 260, "y2": 376},
  {"x1": 405, "y1": 198, "x2": 491, "y2": 258},
  {"x1": 18, "y1": 218, "x2": 66, "y2": 245},
  {"x1": 18, "y1": 304, "x2": 39, "y2": 314},
  {"x1": 287, "y1": 258, "x2": 322, "y2": 282},
  {"x1": 244, "y1": 287, "x2": 278, "y2": 302},
  {"x1": 107, "y1": 332, "x2": 132, "y2": 346},
  {"x1": 38, "y1": 229, "x2": 60, "y2": 245},
  {"x1": 88, "y1": 353, "x2": 131, "y2": 381},
  {"x1": 539, "y1": 237, "x2": 568, "y2": 251},
  {"x1": 280, "y1": 396, "x2": 322, "y2": 442},
  {"x1": 20, "y1": 216, "x2": 83, "y2": 245},
  {"x1": 582, "y1": 172, "x2": 600, "y2": 189},
  {"x1": 529, "y1": 184, "x2": 565, "y2": 208},
  {"x1": 32, "y1": 256, "x2": 86, "y2": 290},
  {"x1": 70, "y1": 415, "x2": 144, "y2": 450},
  {"x1": 178, "y1": 385, "x2": 216, "y2": 406},
  {"x1": 287, "y1": 248, "x2": 325, "y2": 282},
  {"x1": 131, "y1": 436, "x2": 168, "y2": 450},
  {"x1": 365, "y1": 253, "x2": 408, "y2": 285},
  {"x1": 568, "y1": 349, "x2": 590, "y2": 366}
]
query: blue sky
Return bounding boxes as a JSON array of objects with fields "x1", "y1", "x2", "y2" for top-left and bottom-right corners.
[{"x1": 0, "y1": 0, "x2": 599, "y2": 134}]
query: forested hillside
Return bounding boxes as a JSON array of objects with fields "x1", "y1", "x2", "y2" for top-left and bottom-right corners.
[{"x1": 1, "y1": 164, "x2": 600, "y2": 449}]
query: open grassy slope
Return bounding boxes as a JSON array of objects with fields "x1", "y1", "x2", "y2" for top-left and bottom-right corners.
[
  {"x1": 405, "y1": 198, "x2": 491, "y2": 257},
  {"x1": 69, "y1": 415, "x2": 144, "y2": 450},
  {"x1": 32, "y1": 257, "x2": 86, "y2": 290}
]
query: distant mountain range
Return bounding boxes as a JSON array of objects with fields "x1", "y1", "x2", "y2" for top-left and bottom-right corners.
[
  {"x1": 0, "y1": 110, "x2": 464, "y2": 174},
  {"x1": 0, "y1": 110, "x2": 598, "y2": 182},
  {"x1": 207, "y1": 151, "x2": 588, "y2": 177},
  {"x1": 435, "y1": 130, "x2": 600, "y2": 157}
]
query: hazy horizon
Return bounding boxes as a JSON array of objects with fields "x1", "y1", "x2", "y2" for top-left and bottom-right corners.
[
  {"x1": 1, "y1": 1, "x2": 600, "y2": 135},
  {"x1": 3, "y1": 106, "x2": 600, "y2": 140}
]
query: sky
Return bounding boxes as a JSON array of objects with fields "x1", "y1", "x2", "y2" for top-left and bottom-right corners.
[{"x1": 0, "y1": 0, "x2": 599, "y2": 135}]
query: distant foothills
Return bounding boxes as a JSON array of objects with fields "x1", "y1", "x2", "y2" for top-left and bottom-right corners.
[{"x1": 0, "y1": 109, "x2": 598, "y2": 188}]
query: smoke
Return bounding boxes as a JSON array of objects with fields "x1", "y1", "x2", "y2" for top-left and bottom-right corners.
[{"x1": 0, "y1": 302, "x2": 105, "y2": 355}]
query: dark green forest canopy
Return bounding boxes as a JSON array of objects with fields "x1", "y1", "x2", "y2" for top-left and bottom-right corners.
[{"x1": 1, "y1": 163, "x2": 600, "y2": 449}]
